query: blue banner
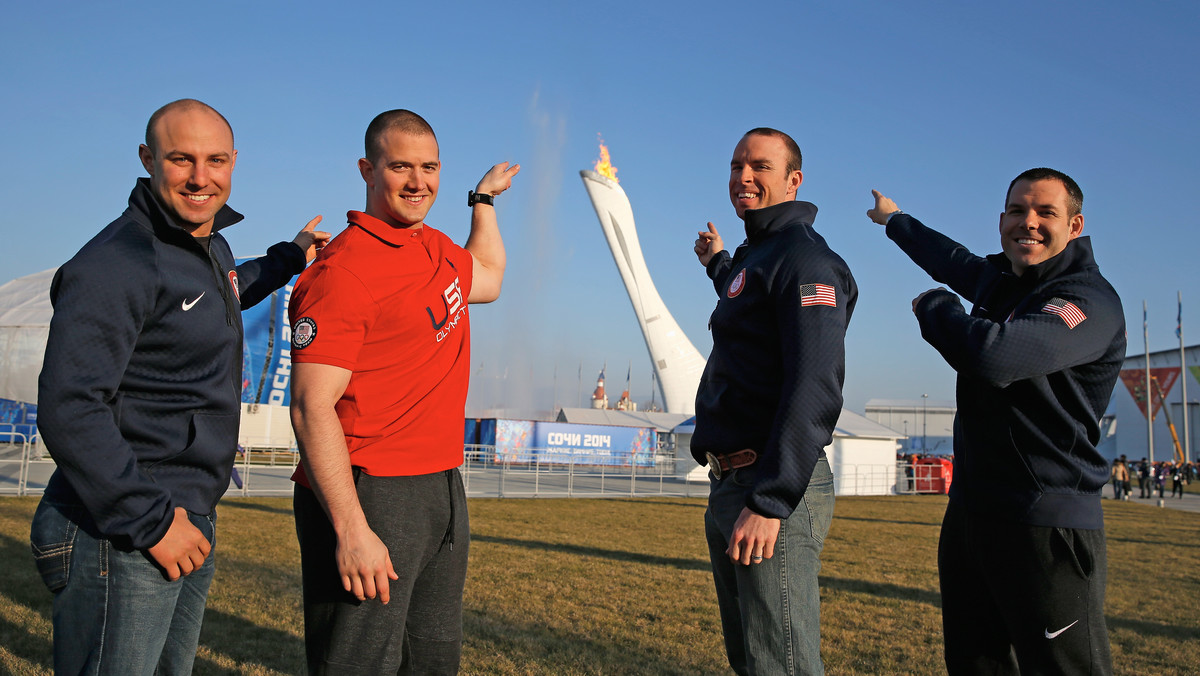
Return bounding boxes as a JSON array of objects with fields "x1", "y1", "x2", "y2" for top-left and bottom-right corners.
[
  {"x1": 0, "y1": 398, "x2": 37, "y2": 443},
  {"x1": 479, "y1": 419, "x2": 656, "y2": 467},
  {"x1": 240, "y1": 277, "x2": 297, "y2": 406}
]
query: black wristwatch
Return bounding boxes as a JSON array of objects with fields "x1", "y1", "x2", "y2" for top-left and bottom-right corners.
[{"x1": 467, "y1": 190, "x2": 494, "y2": 207}]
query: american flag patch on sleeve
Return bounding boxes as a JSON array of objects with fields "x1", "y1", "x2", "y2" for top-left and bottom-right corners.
[
  {"x1": 800, "y1": 283, "x2": 837, "y2": 307},
  {"x1": 1042, "y1": 297, "x2": 1086, "y2": 328}
]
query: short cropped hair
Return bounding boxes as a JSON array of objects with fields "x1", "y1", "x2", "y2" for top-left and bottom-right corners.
[
  {"x1": 743, "y1": 127, "x2": 802, "y2": 175},
  {"x1": 1006, "y1": 168, "x2": 1083, "y2": 217},
  {"x1": 364, "y1": 109, "x2": 437, "y2": 164},
  {"x1": 144, "y1": 99, "x2": 233, "y2": 154}
]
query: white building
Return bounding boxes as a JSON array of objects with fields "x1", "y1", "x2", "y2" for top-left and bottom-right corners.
[
  {"x1": 1102, "y1": 345, "x2": 1199, "y2": 463},
  {"x1": 864, "y1": 398, "x2": 956, "y2": 455}
]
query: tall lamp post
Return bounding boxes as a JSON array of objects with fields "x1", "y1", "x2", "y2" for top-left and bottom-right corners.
[{"x1": 922, "y1": 394, "x2": 929, "y2": 453}]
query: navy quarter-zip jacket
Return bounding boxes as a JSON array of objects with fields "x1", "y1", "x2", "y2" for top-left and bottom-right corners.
[
  {"x1": 37, "y1": 178, "x2": 305, "y2": 550},
  {"x1": 692, "y1": 201, "x2": 858, "y2": 519},
  {"x1": 887, "y1": 213, "x2": 1125, "y2": 529}
]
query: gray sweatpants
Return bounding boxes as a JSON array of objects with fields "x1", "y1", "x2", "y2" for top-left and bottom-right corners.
[{"x1": 294, "y1": 468, "x2": 469, "y2": 675}]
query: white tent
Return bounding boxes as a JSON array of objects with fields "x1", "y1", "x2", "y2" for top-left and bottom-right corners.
[{"x1": 0, "y1": 268, "x2": 54, "y2": 406}]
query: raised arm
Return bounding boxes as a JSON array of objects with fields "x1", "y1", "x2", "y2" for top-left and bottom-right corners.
[
  {"x1": 868, "y1": 189, "x2": 991, "y2": 304},
  {"x1": 233, "y1": 215, "x2": 329, "y2": 309},
  {"x1": 465, "y1": 162, "x2": 520, "y2": 303}
]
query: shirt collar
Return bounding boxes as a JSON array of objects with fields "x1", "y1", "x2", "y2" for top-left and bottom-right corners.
[
  {"x1": 346, "y1": 210, "x2": 429, "y2": 248},
  {"x1": 741, "y1": 200, "x2": 818, "y2": 243}
]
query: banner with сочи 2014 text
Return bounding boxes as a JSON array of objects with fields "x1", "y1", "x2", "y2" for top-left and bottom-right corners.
[{"x1": 480, "y1": 419, "x2": 655, "y2": 467}]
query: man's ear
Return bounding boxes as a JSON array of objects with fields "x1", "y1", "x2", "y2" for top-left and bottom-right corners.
[
  {"x1": 358, "y1": 157, "x2": 374, "y2": 186},
  {"x1": 788, "y1": 170, "x2": 804, "y2": 197},
  {"x1": 138, "y1": 144, "x2": 155, "y2": 176},
  {"x1": 1069, "y1": 213, "x2": 1084, "y2": 240}
]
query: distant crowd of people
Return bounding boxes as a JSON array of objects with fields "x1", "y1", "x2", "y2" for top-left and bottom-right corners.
[{"x1": 1109, "y1": 455, "x2": 1196, "y2": 500}]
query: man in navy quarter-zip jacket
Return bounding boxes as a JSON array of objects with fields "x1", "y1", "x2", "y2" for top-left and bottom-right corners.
[
  {"x1": 30, "y1": 99, "x2": 328, "y2": 676},
  {"x1": 692, "y1": 128, "x2": 857, "y2": 676},
  {"x1": 868, "y1": 168, "x2": 1124, "y2": 675}
]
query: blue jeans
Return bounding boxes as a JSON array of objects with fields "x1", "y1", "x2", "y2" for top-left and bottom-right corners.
[
  {"x1": 705, "y1": 455, "x2": 835, "y2": 676},
  {"x1": 29, "y1": 499, "x2": 217, "y2": 676}
]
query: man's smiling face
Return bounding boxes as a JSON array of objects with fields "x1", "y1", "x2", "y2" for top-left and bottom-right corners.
[
  {"x1": 360, "y1": 129, "x2": 440, "y2": 229},
  {"x1": 999, "y1": 178, "x2": 1084, "y2": 276},
  {"x1": 728, "y1": 133, "x2": 802, "y2": 220},
  {"x1": 139, "y1": 105, "x2": 236, "y2": 236}
]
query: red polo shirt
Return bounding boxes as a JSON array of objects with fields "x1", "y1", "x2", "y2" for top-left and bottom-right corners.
[{"x1": 289, "y1": 211, "x2": 473, "y2": 482}]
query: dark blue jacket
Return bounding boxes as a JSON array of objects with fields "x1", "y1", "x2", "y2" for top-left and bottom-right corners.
[
  {"x1": 38, "y1": 178, "x2": 305, "y2": 550},
  {"x1": 888, "y1": 213, "x2": 1125, "y2": 529},
  {"x1": 692, "y1": 201, "x2": 857, "y2": 519}
]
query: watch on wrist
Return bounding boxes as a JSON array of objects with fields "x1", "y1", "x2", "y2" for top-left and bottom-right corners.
[{"x1": 467, "y1": 190, "x2": 494, "y2": 207}]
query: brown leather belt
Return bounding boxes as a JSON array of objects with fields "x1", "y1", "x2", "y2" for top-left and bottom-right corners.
[{"x1": 705, "y1": 449, "x2": 759, "y2": 480}]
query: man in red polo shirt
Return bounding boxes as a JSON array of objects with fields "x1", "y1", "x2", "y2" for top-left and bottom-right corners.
[{"x1": 288, "y1": 109, "x2": 518, "y2": 674}]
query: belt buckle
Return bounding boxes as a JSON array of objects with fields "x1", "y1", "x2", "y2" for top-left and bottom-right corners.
[{"x1": 705, "y1": 451, "x2": 722, "y2": 480}]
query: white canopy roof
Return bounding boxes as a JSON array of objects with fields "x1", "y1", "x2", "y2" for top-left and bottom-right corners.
[{"x1": 0, "y1": 268, "x2": 55, "y2": 327}]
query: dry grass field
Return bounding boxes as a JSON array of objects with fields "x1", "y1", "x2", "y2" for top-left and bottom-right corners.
[{"x1": 0, "y1": 495, "x2": 1197, "y2": 675}]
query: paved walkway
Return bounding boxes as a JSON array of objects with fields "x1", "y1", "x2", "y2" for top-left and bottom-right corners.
[{"x1": 1104, "y1": 490, "x2": 1200, "y2": 514}]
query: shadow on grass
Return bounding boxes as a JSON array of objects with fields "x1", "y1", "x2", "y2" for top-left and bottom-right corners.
[
  {"x1": 833, "y1": 515, "x2": 942, "y2": 528},
  {"x1": 464, "y1": 608, "x2": 722, "y2": 675},
  {"x1": 819, "y1": 574, "x2": 942, "y2": 607},
  {"x1": 0, "y1": 614, "x2": 52, "y2": 673},
  {"x1": 1109, "y1": 536, "x2": 1200, "y2": 549},
  {"x1": 0, "y1": 530, "x2": 53, "y2": 670},
  {"x1": 220, "y1": 500, "x2": 295, "y2": 518},
  {"x1": 473, "y1": 534, "x2": 709, "y2": 571},
  {"x1": 1107, "y1": 615, "x2": 1198, "y2": 640},
  {"x1": 600, "y1": 498, "x2": 707, "y2": 510},
  {"x1": 198, "y1": 605, "x2": 305, "y2": 673},
  {"x1": 0, "y1": 531, "x2": 51, "y2": 613}
]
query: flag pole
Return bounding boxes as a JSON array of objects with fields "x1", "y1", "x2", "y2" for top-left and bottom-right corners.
[
  {"x1": 1145, "y1": 300, "x2": 1154, "y2": 464},
  {"x1": 1179, "y1": 291, "x2": 1190, "y2": 463}
]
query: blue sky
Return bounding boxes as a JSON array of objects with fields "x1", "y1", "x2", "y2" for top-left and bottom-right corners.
[{"x1": 3, "y1": 1, "x2": 1197, "y2": 414}]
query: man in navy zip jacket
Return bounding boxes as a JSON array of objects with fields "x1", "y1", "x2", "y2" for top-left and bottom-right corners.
[
  {"x1": 692, "y1": 128, "x2": 856, "y2": 675},
  {"x1": 868, "y1": 169, "x2": 1124, "y2": 675},
  {"x1": 30, "y1": 99, "x2": 328, "y2": 675}
]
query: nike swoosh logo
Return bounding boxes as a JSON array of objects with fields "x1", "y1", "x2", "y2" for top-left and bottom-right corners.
[
  {"x1": 181, "y1": 292, "x2": 205, "y2": 311},
  {"x1": 1044, "y1": 620, "x2": 1079, "y2": 639}
]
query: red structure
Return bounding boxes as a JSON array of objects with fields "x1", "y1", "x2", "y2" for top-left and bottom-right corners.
[{"x1": 914, "y1": 457, "x2": 954, "y2": 494}]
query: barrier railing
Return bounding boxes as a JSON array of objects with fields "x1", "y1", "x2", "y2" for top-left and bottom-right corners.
[
  {"x1": 1, "y1": 441, "x2": 930, "y2": 500},
  {"x1": 0, "y1": 423, "x2": 43, "y2": 496}
]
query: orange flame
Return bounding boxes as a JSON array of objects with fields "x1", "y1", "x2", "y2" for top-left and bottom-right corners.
[{"x1": 594, "y1": 136, "x2": 619, "y2": 183}]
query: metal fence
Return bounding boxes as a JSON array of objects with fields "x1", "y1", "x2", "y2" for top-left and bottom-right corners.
[
  {"x1": 2, "y1": 439, "x2": 920, "y2": 499},
  {"x1": 0, "y1": 424, "x2": 41, "y2": 496}
]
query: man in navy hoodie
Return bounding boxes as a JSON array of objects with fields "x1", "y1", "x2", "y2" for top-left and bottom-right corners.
[
  {"x1": 30, "y1": 99, "x2": 328, "y2": 675},
  {"x1": 868, "y1": 169, "x2": 1124, "y2": 675},
  {"x1": 692, "y1": 128, "x2": 857, "y2": 675}
]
